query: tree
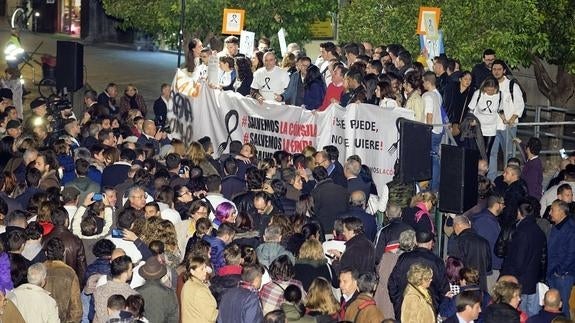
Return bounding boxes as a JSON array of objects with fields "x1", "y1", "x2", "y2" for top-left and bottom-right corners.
[
  {"x1": 339, "y1": 0, "x2": 574, "y2": 107},
  {"x1": 101, "y1": 0, "x2": 337, "y2": 53}
]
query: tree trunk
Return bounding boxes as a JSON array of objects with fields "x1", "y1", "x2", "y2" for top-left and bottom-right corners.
[{"x1": 532, "y1": 57, "x2": 575, "y2": 162}]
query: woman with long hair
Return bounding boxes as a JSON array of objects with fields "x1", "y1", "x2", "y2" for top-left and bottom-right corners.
[
  {"x1": 468, "y1": 76, "x2": 505, "y2": 160},
  {"x1": 305, "y1": 277, "x2": 340, "y2": 322},
  {"x1": 443, "y1": 71, "x2": 474, "y2": 136},
  {"x1": 293, "y1": 239, "x2": 337, "y2": 291},
  {"x1": 403, "y1": 70, "x2": 425, "y2": 122},
  {"x1": 252, "y1": 50, "x2": 264, "y2": 72},
  {"x1": 186, "y1": 141, "x2": 219, "y2": 176},
  {"x1": 119, "y1": 84, "x2": 147, "y2": 118},
  {"x1": 234, "y1": 56, "x2": 253, "y2": 96},
  {"x1": 185, "y1": 38, "x2": 203, "y2": 75}
]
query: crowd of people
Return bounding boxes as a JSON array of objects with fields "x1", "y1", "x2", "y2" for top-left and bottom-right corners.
[{"x1": 0, "y1": 33, "x2": 572, "y2": 323}]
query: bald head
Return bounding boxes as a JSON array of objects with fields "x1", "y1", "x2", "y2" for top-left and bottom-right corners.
[
  {"x1": 453, "y1": 215, "x2": 471, "y2": 235},
  {"x1": 544, "y1": 289, "x2": 562, "y2": 309},
  {"x1": 111, "y1": 248, "x2": 126, "y2": 261},
  {"x1": 143, "y1": 120, "x2": 157, "y2": 136},
  {"x1": 350, "y1": 191, "x2": 366, "y2": 209}
]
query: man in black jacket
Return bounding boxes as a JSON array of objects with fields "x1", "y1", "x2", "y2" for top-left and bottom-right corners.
[
  {"x1": 328, "y1": 216, "x2": 375, "y2": 275},
  {"x1": 221, "y1": 157, "x2": 247, "y2": 200},
  {"x1": 448, "y1": 215, "x2": 492, "y2": 292},
  {"x1": 311, "y1": 166, "x2": 349, "y2": 233},
  {"x1": 232, "y1": 168, "x2": 264, "y2": 214},
  {"x1": 388, "y1": 230, "x2": 450, "y2": 320},
  {"x1": 136, "y1": 120, "x2": 170, "y2": 156},
  {"x1": 374, "y1": 202, "x2": 411, "y2": 265},
  {"x1": 501, "y1": 165, "x2": 528, "y2": 228},
  {"x1": 500, "y1": 201, "x2": 546, "y2": 317},
  {"x1": 315, "y1": 148, "x2": 347, "y2": 188}
]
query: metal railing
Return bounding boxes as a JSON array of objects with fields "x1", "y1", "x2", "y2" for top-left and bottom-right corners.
[{"x1": 515, "y1": 105, "x2": 575, "y2": 155}]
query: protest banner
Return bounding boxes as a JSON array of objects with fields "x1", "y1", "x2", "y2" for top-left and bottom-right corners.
[{"x1": 168, "y1": 75, "x2": 415, "y2": 193}]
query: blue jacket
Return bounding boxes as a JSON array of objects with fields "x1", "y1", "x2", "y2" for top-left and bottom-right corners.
[
  {"x1": 471, "y1": 209, "x2": 503, "y2": 270},
  {"x1": 58, "y1": 154, "x2": 77, "y2": 185},
  {"x1": 203, "y1": 235, "x2": 226, "y2": 273},
  {"x1": 217, "y1": 285, "x2": 263, "y2": 323},
  {"x1": 84, "y1": 257, "x2": 111, "y2": 284},
  {"x1": 548, "y1": 217, "x2": 575, "y2": 278}
]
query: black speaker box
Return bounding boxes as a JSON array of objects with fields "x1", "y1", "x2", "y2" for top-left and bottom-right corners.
[
  {"x1": 398, "y1": 118, "x2": 432, "y2": 182},
  {"x1": 438, "y1": 145, "x2": 479, "y2": 214},
  {"x1": 56, "y1": 41, "x2": 84, "y2": 91}
]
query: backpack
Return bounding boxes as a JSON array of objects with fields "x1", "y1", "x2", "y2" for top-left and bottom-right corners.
[{"x1": 509, "y1": 78, "x2": 527, "y2": 104}]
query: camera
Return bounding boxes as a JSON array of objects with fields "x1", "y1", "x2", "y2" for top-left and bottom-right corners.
[{"x1": 162, "y1": 125, "x2": 171, "y2": 134}]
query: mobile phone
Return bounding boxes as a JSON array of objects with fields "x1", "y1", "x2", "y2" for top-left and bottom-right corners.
[
  {"x1": 92, "y1": 193, "x2": 105, "y2": 201},
  {"x1": 111, "y1": 228, "x2": 123, "y2": 238},
  {"x1": 560, "y1": 148, "x2": 568, "y2": 160}
]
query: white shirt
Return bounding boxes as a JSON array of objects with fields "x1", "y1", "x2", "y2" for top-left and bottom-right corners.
[
  {"x1": 379, "y1": 97, "x2": 399, "y2": 109},
  {"x1": 496, "y1": 77, "x2": 525, "y2": 130},
  {"x1": 319, "y1": 60, "x2": 332, "y2": 85},
  {"x1": 468, "y1": 90, "x2": 504, "y2": 136},
  {"x1": 105, "y1": 236, "x2": 143, "y2": 263},
  {"x1": 322, "y1": 240, "x2": 346, "y2": 265},
  {"x1": 251, "y1": 66, "x2": 290, "y2": 101},
  {"x1": 423, "y1": 88, "x2": 443, "y2": 134},
  {"x1": 64, "y1": 205, "x2": 78, "y2": 228}
]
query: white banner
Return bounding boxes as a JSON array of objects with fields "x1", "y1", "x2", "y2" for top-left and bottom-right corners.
[{"x1": 168, "y1": 72, "x2": 414, "y2": 193}]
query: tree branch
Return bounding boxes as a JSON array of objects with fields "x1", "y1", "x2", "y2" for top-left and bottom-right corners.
[{"x1": 531, "y1": 55, "x2": 554, "y2": 99}]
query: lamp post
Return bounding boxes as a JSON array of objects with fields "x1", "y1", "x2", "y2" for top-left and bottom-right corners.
[{"x1": 177, "y1": 0, "x2": 185, "y2": 68}]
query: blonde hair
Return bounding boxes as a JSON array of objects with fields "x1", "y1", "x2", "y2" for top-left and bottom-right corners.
[
  {"x1": 410, "y1": 191, "x2": 437, "y2": 207},
  {"x1": 407, "y1": 263, "x2": 433, "y2": 286},
  {"x1": 298, "y1": 239, "x2": 324, "y2": 262},
  {"x1": 306, "y1": 277, "x2": 340, "y2": 314},
  {"x1": 171, "y1": 139, "x2": 186, "y2": 157},
  {"x1": 492, "y1": 281, "x2": 521, "y2": 304},
  {"x1": 302, "y1": 145, "x2": 317, "y2": 157},
  {"x1": 186, "y1": 141, "x2": 207, "y2": 165}
]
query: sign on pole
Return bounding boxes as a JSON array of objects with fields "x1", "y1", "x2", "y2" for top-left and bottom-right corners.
[
  {"x1": 239, "y1": 30, "x2": 255, "y2": 58},
  {"x1": 222, "y1": 8, "x2": 245, "y2": 35},
  {"x1": 277, "y1": 28, "x2": 287, "y2": 57}
]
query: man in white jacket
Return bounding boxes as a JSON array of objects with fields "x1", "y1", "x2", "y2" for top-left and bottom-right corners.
[{"x1": 8, "y1": 263, "x2": 60, "y2": 323}]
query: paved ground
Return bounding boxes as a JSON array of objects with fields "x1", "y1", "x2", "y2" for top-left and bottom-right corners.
[{"x1": 0, "y1": 20, "x2": 180, "y2": 115}]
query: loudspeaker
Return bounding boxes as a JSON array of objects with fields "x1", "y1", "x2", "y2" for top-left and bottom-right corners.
[
  {"x1": 56, "y1": 41, "x2": 84, "y2": 91},
  {"x1": 438, "y1": 145, "x2": 479, "y2": 214},
  {"x1": 398, "y1": 118, "x2": 432, "y2": 182}
]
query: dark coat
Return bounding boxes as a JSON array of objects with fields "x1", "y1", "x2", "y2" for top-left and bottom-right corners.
[
  {"x1": 388, "y1": 247, "x2": 450, "y2": 320},
  {"x1": 153, "y1": 97, "x2": 167, "y2": 127},
  {"x1": 293, "y1": 259, "x2": 337, "y2": 291},
  {"x1": 547, "y1": 217, "x2": 575, "y2": 279},
  {"x1": 333, "y1": 234, "x2": 375, "y2": 275},
  {"x1": 525, "y1": 309, "x2": 562, "y2": 323},
  {"x1": 471, "y1": 208, "x2": 503, "y2": 270},
  {"x1": 84, "y1": 257, "x2": 111, "y2": 285},
  {"x1": 312, "y1": 178, "x2": 349, "y2": 232},
  {"x1": 340, "y1": 206, "x2": 377, "y2": 242},
  {"x1": 101, "y1": 163, "x2": 131, "y2": 188},
  {"x1": 235, "y1": 75, "x2": 253, "y2": 96},
  {"x1": 501, "y1": 216, "x2": 546, "y2": 294},
  {"x1": 501, "y1": 179, "x2": 528, "y2": 228},
  {"x1": 303, "y1": 78, "x2": 326, "y2": 110},
  {"x1": 276, "y1": 197, "x2": 297, "y2": 217},
  {"x1": 374, "y1": 218, "x2": 412, "y2": 265},
  {"x1": 136, "y1": 134, "x2": 170, "y2": 156},
  {"x1": 482, "y1": 302, "x2": 520, "y2": 323},
  {"x1": 347, "y1": 177, "x2": 371, "y2": 200},
  {"x1": 221, "y1": 175, "x2": 247, "y2": 200},
  {"x1": 329, "y1": 161, "x2": 348, "y2": 188},
  {"x1": 448, "y1": 228, "x2": 492, "y2": 292},
  {"x1": 217, "y1": 285, "x2": 263, "y2": 323},
  {"x1": 209, "y1": 265, "x2": 242, "y2": 305},
  {"x1": 135, "y1": 279, "x2": 179, "y2": 323},
  {"x1": 232, "y1": 190, "x2": 257, "y2": 215},
  {"x1": 15, "y1": 187, "x2": 41, "y2": 209},
  {"x1": 43, "y1": 225, "x2": 87, "y2": 285}
]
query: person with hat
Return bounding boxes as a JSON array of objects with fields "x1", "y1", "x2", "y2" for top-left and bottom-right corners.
[
  {"x1": 388, "y1": 230, "x2": 450, "y2": 321},
  {"x1": 135, "y1": 256, "x2": 179, "y2": 323},
  {"x1": 23, "y1": 97, "x2": 48, "y2": 134},
  {"x1": 5, "y1": 119, "x2": 21, "y2": 139}
]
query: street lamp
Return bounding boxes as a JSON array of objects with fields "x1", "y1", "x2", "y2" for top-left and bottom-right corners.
[{"x1": 177, "y1": 0, "x2": 185, "y2": 68}]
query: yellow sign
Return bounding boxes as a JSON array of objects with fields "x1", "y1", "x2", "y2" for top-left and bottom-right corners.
[
  {"x1": 310, "y1": 20, "x2": 334, "y2": 39},
  {"x1": 222, "y1": 8, "x2": 245, "y2": 35}
]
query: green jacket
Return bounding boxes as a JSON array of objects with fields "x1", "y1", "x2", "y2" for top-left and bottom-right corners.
[
  {"x1": 135, "y1": 279, "x2": 179, "y2": 323},
  {"x1": 281, "y1": 303, "x2": 316, "y2": 323}
]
